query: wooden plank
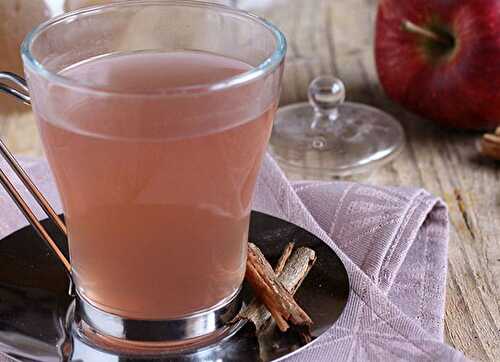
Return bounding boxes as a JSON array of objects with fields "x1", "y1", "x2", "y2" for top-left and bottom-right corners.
[{"x1": 0, "y1": 112, "x2": 43, "y2": 157}]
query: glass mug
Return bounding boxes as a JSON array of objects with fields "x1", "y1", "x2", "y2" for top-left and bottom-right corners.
[{"x1": 0, "y1": 0, "x2": 285, "y2": 349}]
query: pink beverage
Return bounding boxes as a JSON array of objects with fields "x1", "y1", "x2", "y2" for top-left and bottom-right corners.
[{"x1": 36, "y1": 51, "x2": 274, "y2": 319}]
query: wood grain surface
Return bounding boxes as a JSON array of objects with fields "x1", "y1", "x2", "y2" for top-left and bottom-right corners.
[{"x1": 0, "y1": 1, "x2": 498, "y2": 361}]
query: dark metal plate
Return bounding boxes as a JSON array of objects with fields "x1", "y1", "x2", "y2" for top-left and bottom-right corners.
[{"x1": 0, "y1": 211, "x2": 349, "y2": 361}]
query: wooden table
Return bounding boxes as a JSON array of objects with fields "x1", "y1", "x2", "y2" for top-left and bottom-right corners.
[{"x1": 0, "y1": 1, "x2": 499, "y2": 360}]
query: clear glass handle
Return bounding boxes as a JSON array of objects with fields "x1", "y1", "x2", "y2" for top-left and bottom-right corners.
[
  {"x1": 308, "y1": 76, "x2": 345, "y2": 121},
  {"x1": 308, "y1": 76, "x2": 346, "y2": 131}
]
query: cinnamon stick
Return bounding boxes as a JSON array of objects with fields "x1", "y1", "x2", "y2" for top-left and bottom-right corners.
[
  {"x1": 279, "y1": 247, "x2": 317, "y2": 294},
  {"x1": 275, "y1": 242, "x2": 295, "y2": 274},
  {"x1": 480, "y1": 127, "x2": 500, "y2": 160},
  {"x1": 240, "y1": 243, "x2": 315, "y2": 332}
]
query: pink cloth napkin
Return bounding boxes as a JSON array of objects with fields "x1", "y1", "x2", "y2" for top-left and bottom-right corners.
[{"x1": 0, "y1": 156, "x2": 467, "y2": 361}]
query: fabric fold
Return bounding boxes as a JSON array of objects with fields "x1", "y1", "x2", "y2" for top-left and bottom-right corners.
[{"x1": 253, "y1": 155, "x2": 464, "y2": 360}]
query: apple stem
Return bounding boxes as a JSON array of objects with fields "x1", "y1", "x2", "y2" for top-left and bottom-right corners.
[{"x1": 402, "y1": 20, "x2": 452, "y2": 46}]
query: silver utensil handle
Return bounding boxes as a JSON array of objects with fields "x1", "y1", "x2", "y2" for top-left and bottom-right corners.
[
  {"x1": 0, "y1": 72, "x2": 31, "y2": 105},
  {"x1": 0, "y1": 71, "x2": 71, "y2": 277}
]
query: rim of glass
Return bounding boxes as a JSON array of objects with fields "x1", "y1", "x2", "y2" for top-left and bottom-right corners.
[{"x1": 20, "y1": 0, "x2": 287, "y2": 97}]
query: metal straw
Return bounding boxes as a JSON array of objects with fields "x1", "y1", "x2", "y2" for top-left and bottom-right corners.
[{"x1": 0, "y1": 72, "x2": 71, "y2": 273}]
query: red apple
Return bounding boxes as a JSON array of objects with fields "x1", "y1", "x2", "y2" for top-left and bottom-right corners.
[{"x1": 375, "y1": 0, "x2": 500, "y2": 130}]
